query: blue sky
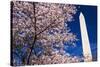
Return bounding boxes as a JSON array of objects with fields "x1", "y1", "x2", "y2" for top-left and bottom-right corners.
[{"x1": 66, "y1": 5, "x2": 97, "y2": 61}]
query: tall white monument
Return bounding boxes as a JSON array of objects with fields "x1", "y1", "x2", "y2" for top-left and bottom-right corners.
[{"x1": 79, "y1": 12, "x2": 92, "y2": 61}]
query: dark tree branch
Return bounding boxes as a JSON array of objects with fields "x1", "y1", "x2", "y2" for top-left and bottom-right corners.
[
  {"x1": 36, "y1": 20, "x2": 61, "y2": 36},
  {"x1": 36, "y1": 22, "x2": 53, "y2": 35},
  {"x1": 26, "y1": 2, "x2": 37, "y2": 65}
]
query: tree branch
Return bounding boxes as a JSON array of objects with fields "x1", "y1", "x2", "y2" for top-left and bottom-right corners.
[
  {"x1": 26, "y1": 2, "x2": 37, "y2": 65},
  {"x1": 36, "y1": 20, "x2": 61, "y2": 36}
]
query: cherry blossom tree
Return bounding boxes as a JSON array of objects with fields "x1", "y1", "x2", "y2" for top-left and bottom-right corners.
[{"x1": 11, "y1": 1, "x2": 81, "y2": 66}]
